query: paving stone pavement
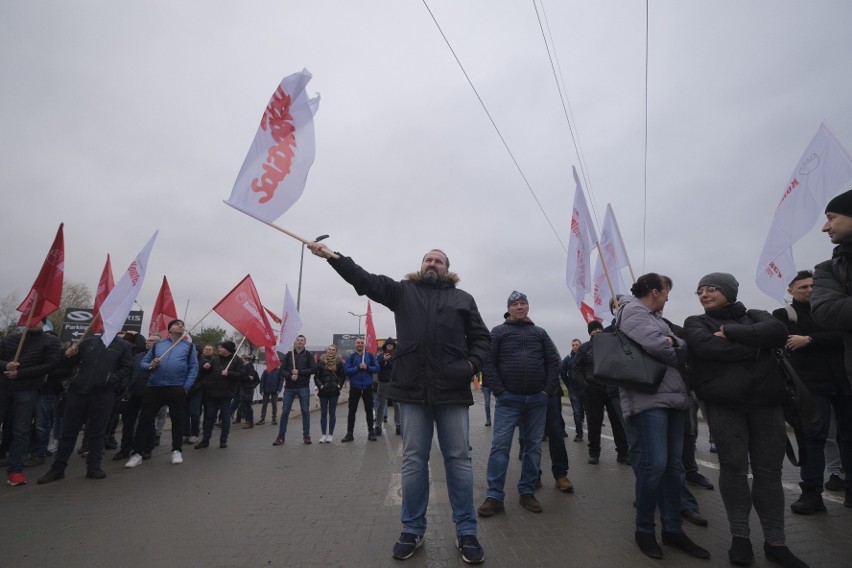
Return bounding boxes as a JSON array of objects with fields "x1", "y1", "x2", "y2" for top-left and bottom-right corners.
[{"x1": 1, "y1": 397, "x2": 850, "y2": 568}]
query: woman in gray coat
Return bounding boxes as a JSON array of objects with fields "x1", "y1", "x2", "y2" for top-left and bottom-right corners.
[{"x1": 616, "y1": 273, "x2": 709, "y2": 561}]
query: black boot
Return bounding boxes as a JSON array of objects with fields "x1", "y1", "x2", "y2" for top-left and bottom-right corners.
[
  {"x1": 790, "y1": 483, "x2": 826, "y2": 514},
  {"x1": 661, "y1": 531, "x2": 710, "y2": 559},
  {"x1": 635, "y1": 531, "x2": 663, "y2": 559},
  {"x1": 729, "y1": 536, "x2": 753, "y2": 566},
  {"x1": 763, "y1": 542, "x2": 809, "y2": 568}
]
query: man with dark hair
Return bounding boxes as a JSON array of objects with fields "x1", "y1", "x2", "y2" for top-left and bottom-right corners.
[
  {"x1": 274, "y1": 335, "x2": 313, "y2": 446},
  {"x1": 37, "y1": 334, "x2": 132, "y2": 483},
  {"x1": 307, "y1": 244, "x2": 489, "y2": 564},
  {"x1": 559, "y1": 338, "x2": 584, "y2": 441},
  {"x1": 125, "y1": 319, "x2": 198, "y2": 468},
  {"x1": 343, "y1": 337, "x2": 380, "y2": 442},
  {"x1": 195, "y1": 341, "x2": 246, "y2": 449},
  {"x1": 0, "y1": 319, "x2": 61, "y2": 486},
  {"x1": 782, "y1": 264, "x2": 851, "y2": 513}
]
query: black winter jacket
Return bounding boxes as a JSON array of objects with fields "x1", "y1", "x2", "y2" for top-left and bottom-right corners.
[
  {"x1": 811, "y1": 245, "x2": 852, "y2": 391},
  {"x1": 482, "y1": 318, "x2": 560, "y2": 397},
  {"x1": 314, "y1": 362, "x2": 345, "y2": 398},
  {"x1": 328, "y1": 255, "x2": 490, "y2": 406},
  {"x1": 200, "y1": 354, "x2": 246, "y2": 399},
  {"x1": 278, "y1": 349, "x2": 314, "y2": 390},
  {"x1": 772, "y1": 301, "x2": 849, "y2": 396},
  {"x1": 0, "y1": 329, "x2": 62, "y2": 392},
  {"x1": 65, "y1": 336, "x2": 133, "y2": 395},
  {"x1": 683, "y1": 302, "x2": 787, "y2": 409}
]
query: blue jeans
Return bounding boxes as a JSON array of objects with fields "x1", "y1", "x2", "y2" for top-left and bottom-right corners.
[
  {"x1": 278, "y1": 387, "x2": 310, "y2": 438},
  {"x1": 0, "y1": 389, "x2": 38, "y2": 474},
  {"x1": 202, "y1": 397, "x2": 232, "y2": 443},
  {"x1": 801, "y1": 394, "x2": 852, "y2": 489},
  {"x1": 481, "y1": 387, "x2": 492, "y2": 423},
  {"x1": 630, "y1": 408, "x2": 685, "y2": 534},
  {"x1": 183, "y1": 391, "x2": 202, "y2": 437},
  {"x1": 568, "y1": 388, "x2": 585, "y2": 435},
  {"x1": 486, "y1": 391, "x2": 548, "y2": 501},
  {"x1": 399, "y1": 403, "x2": 476, "y2": 538},
  {"x1": 30, "y1": 394, "x2": 56, "y2": 457},
  {"x1": 319, "y1": 395, "x2": 339, "y2": 435}
]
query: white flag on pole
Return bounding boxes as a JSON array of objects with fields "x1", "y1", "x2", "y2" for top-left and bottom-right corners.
[
  {"x1": 99, "y1": 231, "x2": 158, "y2": 346},
  {"x1": 276, "y1": 284, "x2": 302, "y2": 353},
  {"x1": 592, "y1": 204, "x2": 631, "y2": 320},
  {"x1": 566, "y1": 166, "x2": 598, "y2": 307},
  {"x1": 756, "y1": 122, "x2": 852, "y2": 302},
  {"x1": 225, "y1": 69, "x2": 320, "y2": 223}
]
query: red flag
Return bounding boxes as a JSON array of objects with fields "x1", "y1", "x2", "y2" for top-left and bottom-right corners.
[
  {"x1": 213, "y1": 275, "x2": 277, "y2": 349},
  {"x1": 263, "y1": 304, "x2": 282, "y2": 325},
  {"x1": 579, "y1": 301, "x2": 603, "y2": 325},
  {"x1": 364, "y1": 301, "x2": 378, "y2": 354},
  {"x1": 149, "y1": 276, "x2": 179, "y2": 337},
  {"x1": 264, "y1": 347, "x2": 280, "y2": 373},
  {"x1": 17, "y1": 223, "x2": 65, "y2": 325},
  {"x1": 90, "y1": 255, "x2": 115, "y2": 334}
]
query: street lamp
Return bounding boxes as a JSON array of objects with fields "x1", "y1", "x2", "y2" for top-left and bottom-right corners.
[
  {"x1": 296, "y1": 234, "x2": 330, "y2": 312},
  {"x1": 348, "y1": 311, "x2": 366, "y2": 335}
]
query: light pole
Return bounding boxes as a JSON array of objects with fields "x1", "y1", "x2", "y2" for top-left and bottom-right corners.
[
  {"x1": 348, "y1": 311, "x2": 366, "y2": 335},
  {"x1": 296, "y1": 234, "x2": 329, "y2": 312}
]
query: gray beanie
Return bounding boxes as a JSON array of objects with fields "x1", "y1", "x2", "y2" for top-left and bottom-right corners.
[
  {"x1": 507, "y1": 290, "x2": 528, "y2": 307},
  {"x1": 697, "y1": 272, "x2": 739, "y2": 302}
]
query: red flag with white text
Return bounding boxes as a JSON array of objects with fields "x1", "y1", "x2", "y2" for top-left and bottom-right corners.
[
  {"x1": 149, "y1": 276, "x2": 179, "y2": 337},
  {"x1": 17, "y1": 223, "x2": 65, "y2": 325},
  {"x1": 364, "y1": 301, "x2": 378, "y2": 354},
  {"x1": 90, "y1": 255, "x2": 114, "y2": 334},
  {"x1": 213, "y1": 275, "x2": 277, "y2": 349}
]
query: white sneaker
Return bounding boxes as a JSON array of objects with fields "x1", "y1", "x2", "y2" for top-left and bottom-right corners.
[
  {"x1": 171, "y1": 450, "x2": 183, "y2": 465},
  {"x1": 319, "y1": 434, "x2": 328, "y2": 443},
  {"x1": 125, "y1": 453, "x2": 143, "y2": 468},
  {"x1": 47, "y1": 439, "x2": 59, "y2": 453},
  {"x1": 187, "y1": 436, "x2": 198, "y2": 444},
  {"x1": 326, "y1": 434, "x2": 333, "y2": 444}
]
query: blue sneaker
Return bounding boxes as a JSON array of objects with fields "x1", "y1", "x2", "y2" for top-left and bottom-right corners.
[
  {"x1": 457, "y1": 535, "x2": 485, "y2": 564},
  {"x1": 392, "y1": 532, "x2": 423, "y2": 560}
]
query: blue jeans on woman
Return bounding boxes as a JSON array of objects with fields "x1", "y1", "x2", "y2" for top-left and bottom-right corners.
[
  {"x1": 630, "y1": 407, "x2": 685, "y2": 535},
  {"x1": 319, "y1": 395, "x2": 339, "y2": 435},
  {"x1": 399, "y1": 402, "x2": 477, "y2": 538}
]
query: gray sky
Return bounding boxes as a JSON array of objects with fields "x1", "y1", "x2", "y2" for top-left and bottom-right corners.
[{"x1": 2, "y1": 1, "x2": 852, "y2": 355}]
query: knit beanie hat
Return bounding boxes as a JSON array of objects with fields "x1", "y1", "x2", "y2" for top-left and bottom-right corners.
[
  {"x1": 587, "y1": 320, "x2": 604, "y2": 334},
  {"x1": 507, "y1": 290, "x2": 528, "y2": 307},
  {"x1": 697, "y1": 272, "x2": 739, "y2": 302},
  {"x1": 220, "y1": 340, "x2": 237, "y2": 354},
  {"x1": 825, "y1": 188, "x2": 852, "y2": 216}
]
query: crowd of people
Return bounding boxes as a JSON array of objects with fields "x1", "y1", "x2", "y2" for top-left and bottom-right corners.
[{"x1": 3, "y1": 192, "x2": 852, "y2": 566}]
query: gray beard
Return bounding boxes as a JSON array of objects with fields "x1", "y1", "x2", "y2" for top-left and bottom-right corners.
[{"x1": 421, "y1": 270, "x2": 439, "y2": 282}]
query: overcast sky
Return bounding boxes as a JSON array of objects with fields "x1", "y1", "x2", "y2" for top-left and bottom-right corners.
[{"x1": 2, "y1": 1, "x2": 852, "y2": 355}]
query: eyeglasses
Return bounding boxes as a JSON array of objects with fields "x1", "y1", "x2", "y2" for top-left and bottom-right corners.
[{"x1": 695, "y1": 286, "x2": 720, "y2": 295}]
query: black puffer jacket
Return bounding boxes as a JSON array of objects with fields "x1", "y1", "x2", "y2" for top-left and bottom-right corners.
[
  {"x1": 65, "y1": 336, "x2": 133, "y2": 395},
  {"x1": 0, "y1": 329, "x2": 62, "y2": 391},
  {"x1": 328, "y1": 255, "x2": 490, "y2": 406},
  {"x1": 811, "y1": 246, "x2": 852, "y2": 390},
  {"x1": 200, "y1": 354, "x2": 246, "y2": 399},
  {"x1": 683, "y1": 302, "x2": 787, "y2": 409},
  {"x1": 482, "y1": 318, "x2": 560, "y2": 397},
  {"x1": 772, "y1": 301, "x2": 849, "y2": 396}
]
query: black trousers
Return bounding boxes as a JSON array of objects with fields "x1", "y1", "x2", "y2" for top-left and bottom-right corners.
[
  {"x1": 585, "y1": 387, "x2": 629, "y2": 457},
  {"x1": 134, "y1": 386, "x2": 186, "y2": 453},
  {"x1": 52, "y1": 389, "x2": 114, "y2": 471},
  {"x1": 347, "y1": 386, "x2": 374, "y2": 434}
]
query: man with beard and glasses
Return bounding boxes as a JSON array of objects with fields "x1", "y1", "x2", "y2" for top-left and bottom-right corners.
[{"x1": 307, "y1": 244, "x2": 489, "y2": 565}]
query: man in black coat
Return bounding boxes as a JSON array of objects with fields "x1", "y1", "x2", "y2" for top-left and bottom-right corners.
[{"x1": 308, "y1": 244, "x2": 489, "y2": 565}]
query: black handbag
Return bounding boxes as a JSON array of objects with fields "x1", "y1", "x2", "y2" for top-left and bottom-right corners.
[{"x1": 591, "y1": 325, "x2": 668, "y2": 393}]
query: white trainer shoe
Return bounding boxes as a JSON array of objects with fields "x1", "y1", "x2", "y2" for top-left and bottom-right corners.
[
  {"x1": 125, "y1": 453, "x2": 143, "y2": 468},
  {"x1": 171, "y1": 450, "x2": 183, "y2": 465},
  {"x1": 187, "y1": 436, "x2": 198, "y2": 444},
  {"x1": 326, "y1": 434, "x2": 334, "y2": 444}
]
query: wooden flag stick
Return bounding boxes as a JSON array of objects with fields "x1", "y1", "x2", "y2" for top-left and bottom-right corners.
[
  {"x1": 224, "y1": 201, "x2": 339, "y2": 259},
  {"x1": 155, "y1": 308, "x2": 214, "y2": 360},
  {"x1": 13, "y1": 291, "x2": 38, "y2": 364},
  {"x1": 224, "y1": 336, "x2": 248, "y2": 373},
  {"x1": 595, "y1": 242, "x2": 620, "y2": 313}
]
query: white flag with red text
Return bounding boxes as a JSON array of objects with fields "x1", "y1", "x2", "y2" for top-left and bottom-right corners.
[
  {"x1": 100, "y1": 232, "x2": 158, "y2": 346},
  {"x1": 565, "y1": 167, "x2": 598, "y2": 307},
  {"x1": 592, "y1": 204, "x2": 631, "y2": 320},
  {"x1": 756, "y1": 122, "x2": 852, "y2": 302},
  {"x1": 225, "y1": 69, "x2": 320, "y2": 223},
  {"x1": 276, "y1": 285, "x2": 302, "y2": 354}
]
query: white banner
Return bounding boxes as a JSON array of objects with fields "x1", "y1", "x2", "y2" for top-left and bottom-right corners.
[
  {"x1": 593, "y1": 204, "x2": 631, "y2": 319},
  {"x1": 100, "y1": 231, "x2": 158, "y2": 346},
  {"x1": 226, "y1": 69, "x2": 320, "y2": 223},
  {"x1": 756, "y1": 122, "x2": 852, "y2": 302},
  {"x1": 276, "y1": 284, "x2": 302, "y2": 354},
  {"x1": 565, "y1": 166, "x2": 598, "y2": 307}
]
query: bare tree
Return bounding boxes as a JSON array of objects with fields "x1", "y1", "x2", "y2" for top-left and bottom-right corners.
[
  {"x1": 47, "y1": 281, "x2": 93, "y2": 330},
  {"x1": 0, "y1": 291, "x2": 20, "y2": 335}
]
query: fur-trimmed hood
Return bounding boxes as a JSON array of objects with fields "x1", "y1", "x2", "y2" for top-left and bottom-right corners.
[{"x1": 404, "y1": 270, "x2": 460, "y2": 286}]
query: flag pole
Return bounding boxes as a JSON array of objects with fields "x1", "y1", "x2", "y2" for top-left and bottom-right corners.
[
  {"x1": 156, "y1": 308, "x2": 215, "y2": 360},
  {"x1": 595, "y1": 242, "x2": 620, "y2": 313},
  {"x1": 12, "y1": 292, "x2": 38, "y2": 364},
  {"x1": 224, "y1": 201, "x2": 339, "y2": 259},
  {"x1": 224, "y1": 336, "x2": 248, "y2": 373}
]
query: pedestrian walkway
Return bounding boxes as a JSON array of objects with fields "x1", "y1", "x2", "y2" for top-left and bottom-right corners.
[{"x1": 1, "y1": 400, "x2": 849, "y2": 567}]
